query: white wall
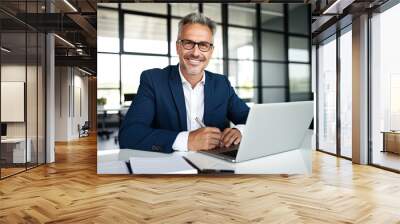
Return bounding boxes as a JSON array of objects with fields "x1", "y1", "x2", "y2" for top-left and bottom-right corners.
[{"x1": 55, "y1": 66, "x2": 89, "y2": 141}]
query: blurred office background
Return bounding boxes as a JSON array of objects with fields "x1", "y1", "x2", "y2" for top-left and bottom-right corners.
[{"x1": 97, "y1": 3, "x2": 312, "y2": 150}]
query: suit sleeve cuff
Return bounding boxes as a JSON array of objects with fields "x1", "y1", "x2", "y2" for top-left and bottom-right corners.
[
  {"x1": 233, "y1": 124, "x2": 245, "y2": 136},
  {"x1": 172, "y1": 131, "x2": 189, "y2": 152}
]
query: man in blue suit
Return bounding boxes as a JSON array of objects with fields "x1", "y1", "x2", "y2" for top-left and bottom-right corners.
[{"x1": 119, "y1": 13, "x2": 250, "y2": 153}]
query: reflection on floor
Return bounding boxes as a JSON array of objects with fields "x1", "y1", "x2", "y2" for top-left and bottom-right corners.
[
  {"x1": 373, "y1": 150, "x2": 400, "y2": 171},
  {"x1": 341, "y1": 147, "x2": 352, "y2": 158},
  {"x1": 97, "y1": 127, "x2": 119, "y2": 151},
  {"x1": 0, "y1": 162, "x2": 43, "y2": 178},
  {"x1": 0, "y1": 167, "x2": 25, "y2": 178}
]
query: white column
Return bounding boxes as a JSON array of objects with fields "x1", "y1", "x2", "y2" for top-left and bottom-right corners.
[
  {"x1": 46, "y1": 32, "x2": 55, "y2": 163},
  {"x1": 352, "y1": 14, "x2": 369, "y2": 164}
]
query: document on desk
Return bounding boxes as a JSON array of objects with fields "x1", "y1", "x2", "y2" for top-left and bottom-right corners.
[
  {"x1": 129, "y1": 155, "x2": 198, "y2": 174},
  {"x1": 98, "y1": 161, "x2": 130, "y2": 174}
]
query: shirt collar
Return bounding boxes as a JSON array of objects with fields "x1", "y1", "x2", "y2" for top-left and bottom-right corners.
[{"x1": 178, "y1": 64, "x2": 205, "y2": 86}]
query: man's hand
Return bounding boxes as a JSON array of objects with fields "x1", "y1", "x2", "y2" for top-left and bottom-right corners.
[
  {"x1": 188, "y1": 127, "x2": 221, "y2": 151},
  {"x1": 221, "y1": 128, "x2": 242, "y2": 148}
]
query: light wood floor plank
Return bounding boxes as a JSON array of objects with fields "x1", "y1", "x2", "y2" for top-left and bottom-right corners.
[{"x1": 0, "y1": 134, "x2": 400, "y2": 223}]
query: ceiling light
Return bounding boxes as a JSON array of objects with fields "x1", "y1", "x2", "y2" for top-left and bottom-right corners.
[
  {"x1": 78, "y1": 67, "x2": 92, "y2": 76},
  {"x1": 1, "y1": 47, "x2": 11, "y2": 53},
  {"x1": 322, "y1": 0, "x2": 353, "y2": 15},
  {"x1": 54, "y1": 34, "x2": 75, "y2": 48},
  {"x1": 63, "y1": 0, "x2": 78, "y2": 12}
]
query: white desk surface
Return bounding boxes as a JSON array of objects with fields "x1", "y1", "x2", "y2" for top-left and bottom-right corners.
[
  {"x1": 1, "y1": 137, "x2": 27, "y2": 143},
  {"x1": 98, "y1": 147, "x2": 312, "y2": 175}
]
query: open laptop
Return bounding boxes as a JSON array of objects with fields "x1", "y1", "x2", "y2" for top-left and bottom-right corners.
[{"x1": 199, "y1": 101, "x2": 314, "y2": 163}]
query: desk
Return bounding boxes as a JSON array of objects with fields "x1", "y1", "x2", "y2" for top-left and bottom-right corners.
[
  {"x1": 97, "y1": 106, "x2": 128, "y2": 139},
  {"x1": 1, "y1": 138, "x2": 31, "y2": 164},
  {"x1": 98, "y1": 148, "x2": 312, "y2": 175},
  {"x1": 382, "y1": 131, "x2": 400, "y2": 154},
  {"x1": 98, "y1": 131, "x2": 313, "y2": 175}
]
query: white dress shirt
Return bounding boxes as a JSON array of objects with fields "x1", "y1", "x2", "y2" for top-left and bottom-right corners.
[{"x1": 172, "y1": 67, "x2": 245, "y2": 152}]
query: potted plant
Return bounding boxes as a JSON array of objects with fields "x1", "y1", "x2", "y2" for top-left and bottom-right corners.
[{"x1": 97, "y1": 97, "x2": 107, "y2": 110}]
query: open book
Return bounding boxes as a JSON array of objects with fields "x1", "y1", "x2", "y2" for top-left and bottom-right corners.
[{"x1": 129, "y1": 154, "x2": 198, "y2": 174}]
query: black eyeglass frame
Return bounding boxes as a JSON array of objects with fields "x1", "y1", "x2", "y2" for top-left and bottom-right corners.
[{"x1": 176, "y1": 39, "x2": 214, "y2": 52}]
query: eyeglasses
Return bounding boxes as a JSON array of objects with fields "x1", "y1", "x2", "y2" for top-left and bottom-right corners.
[{"x1": 177, "y1": 39, "x2": 214, "y2": 52}]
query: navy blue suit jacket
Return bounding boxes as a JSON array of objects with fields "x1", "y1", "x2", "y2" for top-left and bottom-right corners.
[{"x1": 119, "y1": 64, "x2": 250, "y2": 153}]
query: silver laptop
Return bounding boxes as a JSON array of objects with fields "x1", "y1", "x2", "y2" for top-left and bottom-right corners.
[{"x1": 200, "y1": 101, "x2": 314, "y2": 163}]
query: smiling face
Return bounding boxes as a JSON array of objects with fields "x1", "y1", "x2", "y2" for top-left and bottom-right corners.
[{"x1": 176, "y1": 23, "x2": 214, "y2": 77}]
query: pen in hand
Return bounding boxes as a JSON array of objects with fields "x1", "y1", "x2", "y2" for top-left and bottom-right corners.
[
  {"x1": 195, "y1": 117, "x2": 223, "y2": 147},
  {"x1": 195, "y1": 117, "x2": 206, "y2": 128}
]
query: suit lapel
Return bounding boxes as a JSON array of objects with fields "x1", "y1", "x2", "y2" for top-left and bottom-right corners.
[
  {"x1": 169, "y1": 65, "x2": 187, "y2": 131},
  {"x1": 203, "y1": 72, "x2": 213, "y2": 126}
]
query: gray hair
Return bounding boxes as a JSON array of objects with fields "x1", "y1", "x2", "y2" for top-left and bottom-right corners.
[{"x1": 177, "y1": 13, "x2": 217, "y2": 40}]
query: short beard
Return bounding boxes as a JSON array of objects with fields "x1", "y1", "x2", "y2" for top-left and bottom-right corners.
[{"x1": 182, "y1": 63, "x2": 202, "y2": 76}]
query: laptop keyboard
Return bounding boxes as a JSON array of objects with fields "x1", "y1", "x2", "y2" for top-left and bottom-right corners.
[{"x1": 220, "y1": 150, "x2": 238, "y2": 158}]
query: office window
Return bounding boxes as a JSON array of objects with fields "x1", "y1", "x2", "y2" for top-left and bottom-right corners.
[
  {"x1": 203, "y1": 4, "x2": 222, "y2": 23},
  {"x1": 262, "y1": 63, "x2": 286, "y2": 86},
  {"x1": 289, "y1": 36, "x2": 309, "y2": 62},
  {"x1": 98, "y1": 54, "x2": 120, "y2": 108},
  {"x1": 289, "y1": 64, "x2": 310, "y2": 101},
  {"x1": 97, "y1": 90, "x2": 121, "y2": 109},
  {"x1": 339, "y1": 27, "x2": 352, "y2": 158},
  {"x1": 211, "y1": 25, "x2": 223, "y2": 59},
  {"x1": 318, "y1": 36, "x2": 337, "y2": 155},
  {"x1": 124, "y1": 14, "x2": 168, "y2": 54},
  {"x1": 228, "y1": 60, "x2": 257, "y2": 88},
  {"x1": 261, "y1": 4, "x2": 284, "y2": 31},
  {"x1": 98, "y1": 9, "x2": 119, "y2": 53},
  {"x1": 208, "y1": 59, "x2": 224, "y2": 74},
  {"x1": 121, "y1": 55, "x2": 169, "y2": 96},
  {"x1": 228, "y1": 27, "x2": 255, "y2": 60},
  {"x1": 171, "y1": 3, "x2": 198, "y2": 17},
  {"x1": 261, "y1": 32, "x2": 285, "y2": 61},
  {"x1": 235, "y1": 87, "x2": 257, "y2": 103},
  {"x1": 288, "y1": 4, "x2": 309, "y2": 35},
  {"x1": 121, "y1": 3, "x2": 167, "y2": 15},
  {"x1": 228, "y1": 3, "x2": 256, "y2": 27},
  {"x1": 371, "y1": 4, "x2": 400, "y2": 171},
  {"x1": 262, "y1": 88, "x2": 286, "y2": 103},
  {"x1": 98, "y1": 54, "x2": 120, "y2": 89},
  {"x1": 171, "y1": 18, "x2": 180, "y2": 57}
]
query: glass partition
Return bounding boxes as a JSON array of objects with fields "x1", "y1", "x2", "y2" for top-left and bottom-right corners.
[
  {"x1": 339, "y1": 27, "x2": 352, "y2": 158},
  {"x1": 317, "y1": 35, "x2": 337, "y2": 155},
  {"x1": 1, "y1": 31, "x2": 28, "y2": 177},
  {"x1": 0, "y1": 1, "x2": 46, "y2": 179}
]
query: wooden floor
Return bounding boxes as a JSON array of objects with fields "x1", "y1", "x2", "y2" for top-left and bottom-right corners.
[{"x1": 1, "y1": 135, "x2": 400, "y2": 223}]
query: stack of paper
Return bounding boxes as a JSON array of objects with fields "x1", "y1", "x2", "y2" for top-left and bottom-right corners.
[
  {"x1": 129, "y1": 155, "x2": 198, "y2": 174},
  {"x1": 97, "y1": 161, "x2": 130, "y2": 174}
]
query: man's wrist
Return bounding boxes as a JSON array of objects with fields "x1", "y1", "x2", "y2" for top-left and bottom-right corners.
[
  {"x1": 233, "y1": 124, "x2": 245, "y2": 135},
  {"x1": 172, "y1": 131, "x2": 189, "y2": 152}
]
